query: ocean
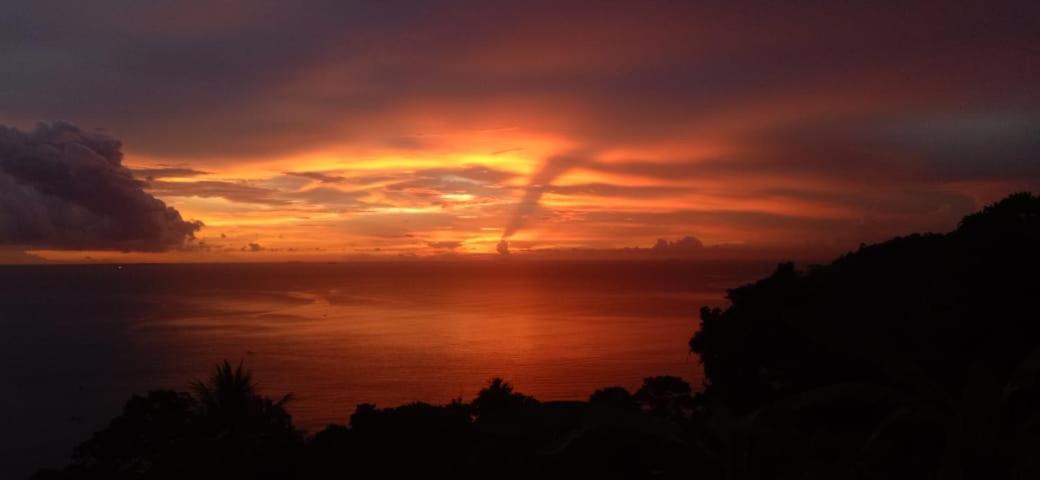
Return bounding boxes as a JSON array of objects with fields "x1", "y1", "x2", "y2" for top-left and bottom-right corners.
[{"x1": 0, "y1": 260, "x2": 772, "y2": 477}]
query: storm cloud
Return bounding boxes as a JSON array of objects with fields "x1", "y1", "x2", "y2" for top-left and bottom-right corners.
[{"x1": 0, "y1": 122, "x2": 201, "y2": 251}]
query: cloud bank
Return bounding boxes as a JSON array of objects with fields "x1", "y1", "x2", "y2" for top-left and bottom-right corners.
[
  {"x1": 0, "y1": 122, "x2": 201, "y2": 251},
  {"x1": 2, "y1": 2, "x2": 1038, "y2": 259},
  {"x1": 652, "y1": 236, "x2": 704, "y2": 253}
]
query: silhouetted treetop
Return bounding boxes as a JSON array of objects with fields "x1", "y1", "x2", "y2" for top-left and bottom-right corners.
[
  {"x1": 35, "y1": 361, "x2": 302, "y2": 480},
  {"x1": 691, "y1": 192, "x2": 1040, "y2": 410},
  {"x1": 589, "y1": 386, "x2": 639, "y2": 412},
  {"x1": 472, "y1": 377, "x2": 539, "y2": 420},
  {"x1": 956, "y1": 191, "x2": 1040, "y2": 240}
]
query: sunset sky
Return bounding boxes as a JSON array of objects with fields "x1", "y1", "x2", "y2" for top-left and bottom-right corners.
[{"x1": 1, "y1": 1, "x2": 1038, "y2": 262}]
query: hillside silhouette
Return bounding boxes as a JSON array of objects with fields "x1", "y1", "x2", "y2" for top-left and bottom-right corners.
[
  {"x1": 689, "y1": 192, "x2": 1040, "y2": 478},
  {"x1": 32, "y1": 192, "x2": 1040, "y2": 479}
]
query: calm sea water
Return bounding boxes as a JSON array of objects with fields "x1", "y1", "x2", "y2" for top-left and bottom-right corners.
[{"x1": 0, "y1": 260, "x2": 771, "y2": 477}]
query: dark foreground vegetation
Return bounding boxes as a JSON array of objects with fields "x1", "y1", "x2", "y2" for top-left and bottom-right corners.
[{"x1": 33, "y1": 193, "x2": 1040, "y2": 479}]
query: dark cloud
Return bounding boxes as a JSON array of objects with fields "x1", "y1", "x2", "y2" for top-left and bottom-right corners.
[
  {"x1": 572, "y1": 187, "x2": 976, "y2": 249},
  {"x1": 739, "y1": 112, "x2": 1040, "y2": 185},
  {"x1": 0, "y1": 122, "x2": 201, "y2": 251},
  {"x1": 585, "y1": 210, "x2": 819, "y2": 232},
  {"x1": 651, "y1": 236, "x2": 704, "y2": 254},
  {"x1": 427, "y1": 240, "x2": 462, "y2": 250},
  {"x1": 147, "y1": 180, "x2": 291, "y2": 205},
  {"x1": 131, "y1": 166, "x2": 209, "y2": 179},
  {"x1": 590, "y1": 159, "x2": 760, "y2": 181},
  {"x1": 757, "y1": 188, "x2": 978, "y2": 221},
  {"x1": 287, "y1": 187, "x2": 368, "y2": 210},
  {"x1": 547, "y1": 183, "x2": 690, "y2": 198},
  {"x1": 588, "y1": 110, "x2": 1040, "y2": 188},
  {"x1": 284, "y1": 171, "x2": 347, "y2": 183}
]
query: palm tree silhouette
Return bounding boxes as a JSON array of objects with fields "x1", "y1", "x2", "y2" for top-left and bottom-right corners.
[{"x1": 191, "y1": 360, "x2": 294, "y2": 433}]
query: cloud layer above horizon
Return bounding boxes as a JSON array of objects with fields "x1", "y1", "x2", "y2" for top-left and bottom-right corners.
[
  {"x1": 0, "y1": 123, "x2": 200, "y2": 252},
  {"x1": 1, "y1": 1, "x2": 1037, "y2": 260}
]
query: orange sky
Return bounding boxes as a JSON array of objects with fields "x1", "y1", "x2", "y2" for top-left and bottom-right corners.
[{"x1": 1, "y1": 1, "x2": 1038, "y2": 263}]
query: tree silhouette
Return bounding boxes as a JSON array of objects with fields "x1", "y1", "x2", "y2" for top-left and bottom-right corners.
[
  {"x1": 191, "y1": 360, "x2": 294, "y2": 433},
  {"x1": 689, "y1": 192, "x2": 1040, "y2": 478},
  {"x1": 34, "y1": 361, "x2": 302, "y2": 479},
  {"x1": 589, "y1": 386, "x2": 639, "y2": 412},
  {"x1": 472, "y1": 377, "x2": 538, "y2": 420},
  {"x1": 634, "y1": 376, "x2": 694, "y2": 419}
]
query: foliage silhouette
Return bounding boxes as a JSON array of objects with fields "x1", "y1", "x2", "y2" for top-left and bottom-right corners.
[
  {"x1": 588, "y1": 386, "x2": 640, "y2": 412},
  {"x1": 690, "y1": 192, "x2": 1040, "y2": 478},
  {"x1": 472, "y1": 377, "x2": 539, "y2": 420},
  {"x1": 634, "y1": 376, "x2": 695, "y2": 418},
  {"x1": 191, "y1": 360, "x2": 295, "y2": 433},
  {"x1": 32, "y1": 362, "x2": 303, "y2": 480}
]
